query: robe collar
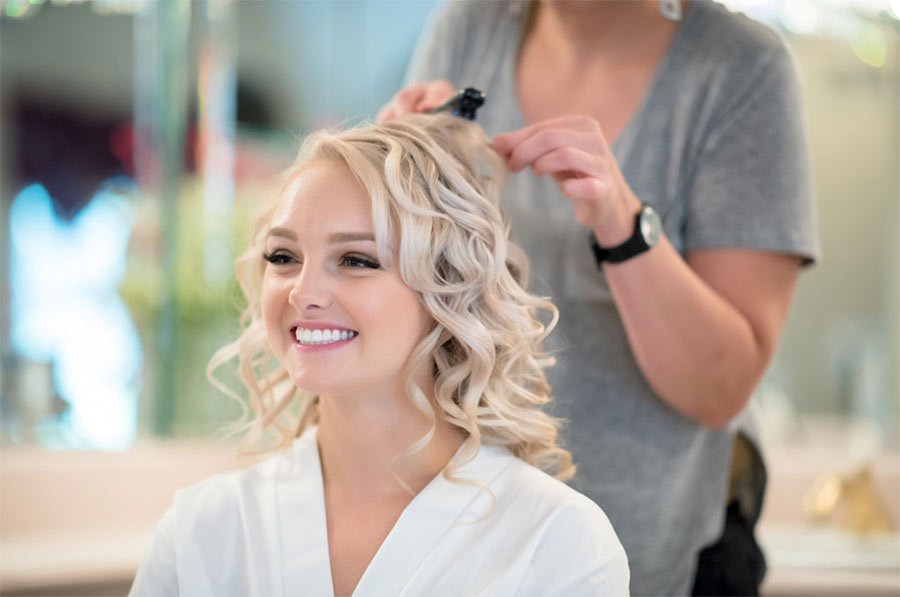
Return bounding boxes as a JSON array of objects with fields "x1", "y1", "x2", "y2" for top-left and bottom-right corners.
[{"x1": 277, "y1": 426, "x2": 516, "y2": 596}]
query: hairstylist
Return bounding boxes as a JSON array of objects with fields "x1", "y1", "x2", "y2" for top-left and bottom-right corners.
[{"x1": 378, "y1": 1, "x2": 819, "y2": 595}]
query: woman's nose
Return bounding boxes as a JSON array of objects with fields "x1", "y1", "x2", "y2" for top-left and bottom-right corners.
[{"x1": 287, "y1": 265, "x2": 333, "y2": 311}]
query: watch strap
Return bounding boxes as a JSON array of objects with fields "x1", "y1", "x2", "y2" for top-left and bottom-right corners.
[{"x1": 591, "y1": 208, "x2": 651, "y2": 265}]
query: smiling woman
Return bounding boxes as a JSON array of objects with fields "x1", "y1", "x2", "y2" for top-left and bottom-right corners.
[
  {"x1": 260, "y1": 159, "x2": 430, "y2": 403},
  {"x1": 213, "y1": 114, "x2": 577, "y2": 476},
  {"x1": 129, "y1": 114, "x2": 629, "y2": 596}
]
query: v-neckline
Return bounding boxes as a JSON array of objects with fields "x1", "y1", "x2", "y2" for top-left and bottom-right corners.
[
  {"x1": 503, "y1": 0, "x2": 698, "y2": 160},
  {"x1": 316, "y1": 433, "x2": 446, "y2": 597},
  {"x1": 277, "y1": 428, "x2": 516, "y2": 597}
]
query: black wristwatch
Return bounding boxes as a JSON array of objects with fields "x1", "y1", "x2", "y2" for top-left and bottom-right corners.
[{"x1": 591, "y1": 203, "x2": 662, "y2": 265}]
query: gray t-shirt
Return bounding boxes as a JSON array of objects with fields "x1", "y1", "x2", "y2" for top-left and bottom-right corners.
[{"x1": 406, "y1": 1, "x2": 819, "y2": 595}]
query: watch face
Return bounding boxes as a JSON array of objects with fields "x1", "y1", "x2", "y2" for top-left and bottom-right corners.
[{"x1": 639, "y1": 205, "x2": 662, "y2": 247}]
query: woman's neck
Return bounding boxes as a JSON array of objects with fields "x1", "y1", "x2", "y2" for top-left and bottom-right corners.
[
  {"x1": 315, "y1": 380, "x2": 465, "y2": 502},
  {"x1": 528, "y1": 0, "x2": 682, "y2": 67}
]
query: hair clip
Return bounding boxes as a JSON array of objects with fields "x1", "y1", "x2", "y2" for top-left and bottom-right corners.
[{"x1": 427, "y1": 87, "x2": 486, "y2": 121}]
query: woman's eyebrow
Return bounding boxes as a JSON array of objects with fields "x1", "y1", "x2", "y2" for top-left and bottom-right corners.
[
  {"x1": 266, "y1": 226, "x2": 297, "y2": 240},
  {"x1": 265, "y1": 228, "x2": 374, "y2": 243},
  {"x1": 328, "y1": 232, "x2": 375, "y2": 243}
]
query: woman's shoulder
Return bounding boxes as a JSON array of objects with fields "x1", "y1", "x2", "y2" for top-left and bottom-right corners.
[
  {"x1": 683, "y1": 1, "x2": 792, "y2": 64},
  {"x1": 435, "y1": 0, "x2": 519, "y2": 25},
  {"x1": 178, "y1": 445, "x2": 290, "y2": 494},
  {"x1": 407, "y1": 0, "x2": 518, "y2": 84},
  {"x1": 486, "y1": 447, "x2": 624, "y2": 554},
  {"x1": 165, "y1": 440, "x2": 302, "y2": 531},
  {"x1": 423, "y1": 0, "x2": 520, "y2": 52},
  {"x1": 483, "y1": 450, "x2": 629, "y2": 592},
  {"x1": 666, "y1": 1, "x2": 801, "y2": 128},
  {"x1": 512, "y1": 456, "x2": 616, "y2": 516}
]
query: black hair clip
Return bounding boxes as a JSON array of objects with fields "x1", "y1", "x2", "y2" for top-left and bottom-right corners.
[{"x1": 427, "y1": 87, "x2": 486, "y2": 121}]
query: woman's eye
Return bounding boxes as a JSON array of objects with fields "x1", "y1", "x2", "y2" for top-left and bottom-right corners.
[
  {"x1": 262, "y1": 251, "x2": 296, "y2": 265},
  {"x1": 341, "y1": 254, "x2": 380, "y2": 269}
]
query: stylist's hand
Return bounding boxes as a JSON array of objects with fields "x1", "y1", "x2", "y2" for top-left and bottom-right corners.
[
  {"x1": 493, "y1": 115, "x2": 642, "y2": 247},
  {"x1": 376, "y1": 79, "x2": 456, "y2": 124}
]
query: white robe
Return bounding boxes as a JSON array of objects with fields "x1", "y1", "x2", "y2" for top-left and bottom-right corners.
[{"x1": 130, "y1": 428, "x2": 629, "y2": 596}]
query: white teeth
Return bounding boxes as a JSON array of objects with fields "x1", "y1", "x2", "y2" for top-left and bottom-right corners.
[{"x1": 294, "y1": 327, "x2": 358, "y2": 345}]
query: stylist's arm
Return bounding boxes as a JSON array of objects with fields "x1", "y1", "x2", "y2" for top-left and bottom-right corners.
[
  {"x1": 381, "y1": 90, "x2": 801, "y2": 430},
  {"x1": 492, "y1": 114, "x2": 802, "y2": 429}
]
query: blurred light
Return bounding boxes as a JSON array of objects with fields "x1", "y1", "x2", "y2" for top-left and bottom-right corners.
[
  {"x1": 723, "y1": 0, "x2": 899, "y2": 33},
  {"x1": 93, "y1": 0, "x2": 143, "y2": 15},
  {"x1": 804, "y1": 475, "x2": 843, "y2": 520},
  {"x1": 5, "y1": 0, "x2": 34, "y2": 18},
  {"x1": 781, "y1": 0, "x2": 822, "y2": 35},
  {"x1": 198, "y1": 1, "x2": 237, "y2": 288},
  {"x1": 10, "y1": 182, "x2": 142, "y2": 450},
  {"x1": 851, "y1": 23, "x2": 888, "y2": 67}
]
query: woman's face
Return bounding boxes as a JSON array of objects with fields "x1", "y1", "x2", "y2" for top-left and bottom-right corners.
[{"x1": 261, "y1": 159, "x2": 431, "y2": 397}]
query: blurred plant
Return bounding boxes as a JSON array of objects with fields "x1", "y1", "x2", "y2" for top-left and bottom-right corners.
[
  {"x1": 119, "y1": 178, "x2": 258, "y2": 329},
  {"x1": 117, "y1": 175, "x2": 271, "y2": 437}
]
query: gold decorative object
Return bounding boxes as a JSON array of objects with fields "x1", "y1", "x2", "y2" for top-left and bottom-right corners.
[{"x1": 803, "y1": 465, "x2": 894, "y2": 535}]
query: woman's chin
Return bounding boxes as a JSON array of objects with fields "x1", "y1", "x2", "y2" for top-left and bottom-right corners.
[{"x1": 288, "y1": 370, "x2": 346, "y2": 397}]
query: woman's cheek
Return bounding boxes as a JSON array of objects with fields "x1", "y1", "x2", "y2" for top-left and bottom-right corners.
[{"x1": 260, "y1": 277, "x2": 286, "y2": 354}]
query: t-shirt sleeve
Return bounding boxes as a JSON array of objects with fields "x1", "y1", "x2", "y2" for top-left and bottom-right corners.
[
  {"x1": 683, "y1": 41, "x2": 820, "y2": 265},
  {"x1": 128, "y1": 508, "x2": 179, "y2": 597},
  {"x1": 515, "y1": 501, "x2": 631, "y2": 596}
]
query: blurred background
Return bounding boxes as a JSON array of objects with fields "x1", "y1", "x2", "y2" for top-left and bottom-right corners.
[{"x1": 0, "y1": 0, "x2": 897, "y2": 595}]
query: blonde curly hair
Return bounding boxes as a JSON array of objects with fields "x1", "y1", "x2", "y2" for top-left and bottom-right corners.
[{"x1": 208, "y1": 113, "x2": 574, "y2": 481}]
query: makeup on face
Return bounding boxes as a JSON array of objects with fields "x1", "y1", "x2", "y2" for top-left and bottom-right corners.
[{"x1": 259, "y1": 160, "x2": 430, "y2": 398}]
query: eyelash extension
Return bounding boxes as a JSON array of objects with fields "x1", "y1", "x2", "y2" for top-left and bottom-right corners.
[
  {"x1": 262, "y1": 251, "x2": 293, "y2": 265},
  {"x1": 263, "y1": 251, "x2": 379, "y2": 269},
  {"x1": 342, "y1": 254, "x2": 381, "y2": 269}
]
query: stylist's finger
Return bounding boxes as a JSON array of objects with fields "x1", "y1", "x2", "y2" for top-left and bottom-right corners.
[
  {"x1": 503, "y1": 128, "x2": 599, "y2": 174},
  {"x1": 414, "y1": 79, "x2": 456, "y2": 112},
  {"x1": 497, "y1": 117, "x2": 612, "y2": 175},
  {"x1": 377, "y1": 79, "x2": 456, "y2": 123},
  {"x1": 532, "y1": 146, "x2": 605, "y2": 181},
  {"x1": 493, "y1": 115, "x2": 606, "y2": 158},
  {"x1": 377, "y1": 84, "x2": 425, "y2": 123}
]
